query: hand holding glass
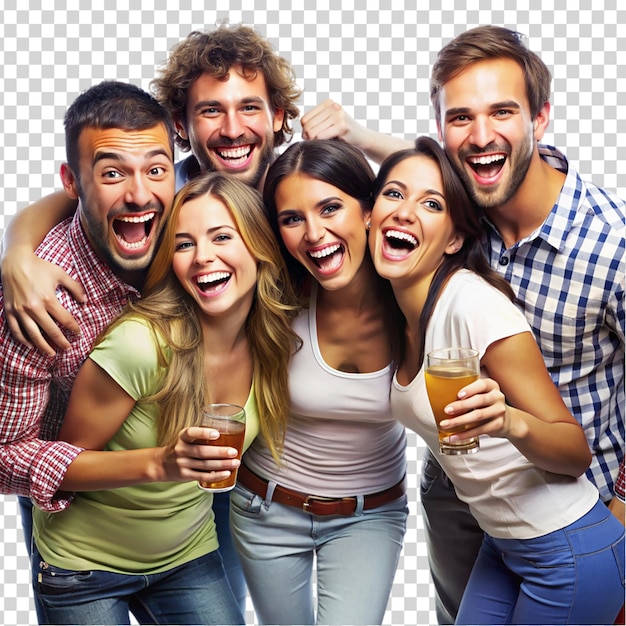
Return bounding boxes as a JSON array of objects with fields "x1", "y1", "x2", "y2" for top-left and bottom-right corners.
[
  {"x1": 425, "y1": 348, "x2": 480, "y2": 455},
  {"x1": 197, "y1": 403, "x2": 246, "y2": 492}
]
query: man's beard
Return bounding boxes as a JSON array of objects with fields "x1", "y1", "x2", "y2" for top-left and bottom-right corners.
[
  {"x1": 198, "y1": 138, "x2": 276, "y2": 191},
  {"x1": 452, "y1": 137, "x2": 533, "y2": 210}
]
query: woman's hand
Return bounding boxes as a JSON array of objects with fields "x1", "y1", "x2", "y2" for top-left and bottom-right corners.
[
  {"x1": 155, "y1": 426, "x2": 241, "y2": 484},
  {"x1": 438, "y1": 377, "x2": 514, "y2": 442}
]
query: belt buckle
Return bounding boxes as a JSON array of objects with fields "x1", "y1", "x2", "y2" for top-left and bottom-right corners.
[{"x1": 302, "y1": 495, "x2": 356, "y2": 515}]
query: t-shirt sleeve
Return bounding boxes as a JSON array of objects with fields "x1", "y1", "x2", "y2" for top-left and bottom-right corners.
[
  {"x1": 88, "y1": 318, "x2": 167, "y2": 401},
  {"x1": 431, "y1": 272, "x2": 532, "y2": 359}
]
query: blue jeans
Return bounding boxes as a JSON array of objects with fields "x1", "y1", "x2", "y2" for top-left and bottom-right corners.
[
  {"x1": 420, "y1": 450, "x2": 484, "y2": 625},
  {"x1": 457, "y1": 499, "x2": 625, "y2": 625},
  {"x1": 32, "y1": 543, "x2": 244, "y2": 625},
  {"x1": 230, "y1": 480, "x2": 408, "y2": 625},
  {"x1": 212, "y1": 491, "x2": 247, "y2": 613}
]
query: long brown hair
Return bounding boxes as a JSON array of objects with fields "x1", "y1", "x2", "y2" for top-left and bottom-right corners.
[{"x1": 106, "y1": 173, "x2": 300, "y2": 461}]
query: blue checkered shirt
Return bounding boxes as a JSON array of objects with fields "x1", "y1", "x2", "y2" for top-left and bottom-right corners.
[{"x1": 482, "y1": 145, "x2": 625, "y2": 502}]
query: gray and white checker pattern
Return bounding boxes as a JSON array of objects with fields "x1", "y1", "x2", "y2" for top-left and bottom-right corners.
[{"x1": 0, "y1": 1, "x2": 623, "y2": 624}]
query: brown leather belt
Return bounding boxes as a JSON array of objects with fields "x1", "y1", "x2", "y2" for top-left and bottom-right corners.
[{"x1": 238, "y1": 463, "x2": 406, "y2": 516}]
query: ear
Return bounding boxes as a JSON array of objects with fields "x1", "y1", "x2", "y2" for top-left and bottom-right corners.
[
  {"x1": 533, "y1": 101, "x2": 551, "y2": 142},
  {"x1": 363, "y1": 209, "x2": 372, "y2": 230},
  {"x1": 445, "y1": 232, "x2": 465, "y2": 255},
  {"x1": 273, "y1": 108, "x2": 285, "y2": 134},
  {"x1": 174, "y1": 119, "x2": 189, "y2": 141},
  {"x1": 60, "y1": 163, "x2": 79, "y2": 200}
]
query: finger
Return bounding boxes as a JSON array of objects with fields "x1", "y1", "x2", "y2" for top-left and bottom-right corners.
[
  {"x1": 10, "y1": 315, "x2": 59, "y2": 356},
  {"x1": 5, "y1": 314, "x2": 36, "y2": 352},
  {"x1": 57, "y1": 274, "x2": 86, "y2": 304},
  {"x1": 44, "y1": 300, "x2": 81, "y2": 336}
]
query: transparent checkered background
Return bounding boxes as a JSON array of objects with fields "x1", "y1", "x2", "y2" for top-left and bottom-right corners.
[{"x1": 0, "y1": 1, "x2": 623, "y2": 624}]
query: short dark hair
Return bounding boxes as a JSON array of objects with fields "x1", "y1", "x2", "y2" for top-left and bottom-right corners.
[
  {"x1": 431, "y1": 26, "x2": 552, "y2": 124},
  {"x1": 64, "y1": 81, "x2": 175, "y2": 177}
]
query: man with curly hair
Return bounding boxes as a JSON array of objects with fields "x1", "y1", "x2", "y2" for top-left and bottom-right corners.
[{"x1": 151, "y1": 25, "x2": 302, "y2": 191}]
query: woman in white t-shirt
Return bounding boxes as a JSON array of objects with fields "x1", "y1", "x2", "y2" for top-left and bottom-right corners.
[
  {"x1": 368, "y1": 136, "x2": 625, "y2": 625},
  {"x1": 230, "y1": 140, "x2": 408, "y2": 625}
]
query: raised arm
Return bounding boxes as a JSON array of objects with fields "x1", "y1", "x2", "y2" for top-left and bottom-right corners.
[
  {"x1": 1, "y1": 191, "x2": 84, "y2": 355},
  {"x1": 440, "y1": 331, "x2": 592, "y2": 477},
  {"x1": 301, "y1": 99, "x2": 412, "y2": 164},
  {"x1": 58, "y1": 358, "x2": 240, "y2": 491}
]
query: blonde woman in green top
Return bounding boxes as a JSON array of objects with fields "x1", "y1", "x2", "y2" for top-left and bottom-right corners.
[{"x1": 32, "y1": 173, "x2": 300, "y2": 625}]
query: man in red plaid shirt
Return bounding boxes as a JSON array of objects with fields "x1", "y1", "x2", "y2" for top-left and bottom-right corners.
[{"x1": 0, "y1": 81, "x2": 175, "y2": 512}]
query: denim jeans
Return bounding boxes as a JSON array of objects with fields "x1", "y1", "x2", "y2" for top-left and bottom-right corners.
[
  {"x1": 230, "y1": 480, "x2": 408, "y2": 625},
  {"x1": 420, "y1": 450, "x2": 484, "y2": 624},
  {"x1": 212, "y1": 490, "x2": 247, "y2": 613},
  {"x1": 457, "y1": 499, "x2": 625, "y2": 625},
  {"x1": 32, "y1": 543, "x2": 244, "y2": 625}
]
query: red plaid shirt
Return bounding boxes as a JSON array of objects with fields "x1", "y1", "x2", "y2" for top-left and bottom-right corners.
[{"x1": 0, "y1": 214, "x2": 139, "y2": 511}]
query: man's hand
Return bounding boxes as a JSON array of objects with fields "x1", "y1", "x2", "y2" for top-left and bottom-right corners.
[{"x1": 1, "y1": 247, "x2": 85, "y2": 356}]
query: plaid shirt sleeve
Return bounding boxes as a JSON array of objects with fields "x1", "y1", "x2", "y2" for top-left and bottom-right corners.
[
  {"x1": 0, "y1": 317, "x2": 83, "y2": 512},
  {"x1": 615, "y1": 460, "x2": 625, "y2": 503}
]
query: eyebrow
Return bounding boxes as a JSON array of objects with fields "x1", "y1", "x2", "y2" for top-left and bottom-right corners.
[
  {"x1": 384, "y1": 179, "x2": 446, "y2": 200},
  {"x1": 193, "y1": 95, "x2": 266, "y2": 111},
  {"x1": 445, "y1": 100, "x2": 521, "y2": 119},
  {"x1": 175, "y1": 224, "x2": 238, "y2": 238},
  {"x1": 278, "y1": 196, "x2": 344, "y2": 214},
  {"x1": 93, "y1": 148, "x2": 172, "y2": 166}
]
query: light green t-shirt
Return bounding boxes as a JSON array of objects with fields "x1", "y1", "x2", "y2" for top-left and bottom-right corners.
[{"x1": 33, "y1": 317, "x2": 259, "y2": 574}]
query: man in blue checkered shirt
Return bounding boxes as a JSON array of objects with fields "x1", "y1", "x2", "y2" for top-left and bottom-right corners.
[{"x1": 418, "y1": 25, "x2": 625, "y2": 625}]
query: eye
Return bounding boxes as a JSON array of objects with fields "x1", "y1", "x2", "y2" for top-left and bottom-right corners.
[
  {"x1": 200, "y1": 107, "x2": 220, "y2": 117},
  {"x1": 424, "y1": 199, "x2": 443, "y2": 212},
  {"x1": 175, "y1": 240, "x2": 194, "y2": 251},
  {"x1": 382, "y1": 188, "x2": 403, "y2": 200},
  {"x1": 102, "y1": 170, "x2": 123, "y2": 179},
  {"x1": 242, "y1": 104, "x2": 261, "y2": 112},
  {"x1": 148, "y1": 166, "x2": 167, "y2": 176},
  {"x1": 214, "y1": 233, "x2": 232, "y2": 243},
  {"x1": 321, "y1": 203, "x2": 341, "y2": 215},
  {"x1": 278, "y1": 213, "x2": 303, "y2": 227}
]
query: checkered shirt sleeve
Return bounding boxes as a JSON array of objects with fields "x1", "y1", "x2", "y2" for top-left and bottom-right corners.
[
  {"x1": 0, "y1": 215, "x2": 138, "y2": 511},
  {"x1": 483, "y1": 145, "x2": 625, "y2": 502}
]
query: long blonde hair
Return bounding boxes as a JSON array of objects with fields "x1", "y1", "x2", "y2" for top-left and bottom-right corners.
[{"x1": 106, "y1": 173, "x2": 300, "y2": 461}]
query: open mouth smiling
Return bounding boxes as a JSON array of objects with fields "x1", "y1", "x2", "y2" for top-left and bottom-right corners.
[
  {"x1": 385, "y1": 229, "x2": 418, "y2": 252},
  {"x1": 307, "y1": 243, "x2": 345, "y2": 272},
  {"x1": 196, "y1": 271, "x2": 232, "y2": 293},
  {"x1": 215, "y1": 145, "x2": 253, "y2": 167},
  {"x1": 467, "y1": 153, "x2": 506, "y2": 178},
  {"x1": 113, "y1": 212, "x2": 157, "y2": 251}
]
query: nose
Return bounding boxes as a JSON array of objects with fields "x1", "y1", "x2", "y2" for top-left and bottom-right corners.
[
  {"x1": 304, "y1": 216, "x2": 325, "y2": 243},
  {"x1": 392, "y1": 199, "x2": 416, "y2": 224},
  {"x1": 194, "y1": 241, "x2": 215, "y2": 265},
  {"x1": 124, "y1": 173, "x2": 153, "y2": 208},
  {"x1": 221, "y1": 111, "x2": 245, "y2": 139},
  {"x1": 469, "y1": 116, "x2": 496, "y2": 148}
]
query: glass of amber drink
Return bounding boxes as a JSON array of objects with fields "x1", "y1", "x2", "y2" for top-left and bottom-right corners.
[
  {"x1": 197, "y1": 404, "x2": 246, "y2": 492},
  {"x1": 425, "y1": 348, "x2": 480, "y2": 455}
]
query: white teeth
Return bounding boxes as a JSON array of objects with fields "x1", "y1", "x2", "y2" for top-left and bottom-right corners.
[
  {"x1": 309, "y1": 244, "x2": 341, "y2": 259},
  {"x1": 197, "y1": 272, "x2": 230, "y2": 284},
  {"x1": 386, "y1": 230, "x2": 418, "y2": 246},
  {"x1": 217, "y1": 146, "x2": 251, "y2": 159},
  {"x1": 116, "y1": 235, "x2": 148, "y2": 249},
  {"x1": 116, "y1": 212, "x2": 155, "y2": 223},
  {"x1": 468, "y1": 154, "x2": 505, "y2": 165}
]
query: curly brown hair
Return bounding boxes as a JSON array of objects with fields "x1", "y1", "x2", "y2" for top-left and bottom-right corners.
[{"x1": 151, "y1": 25, "x2": 302, "y2": 152}]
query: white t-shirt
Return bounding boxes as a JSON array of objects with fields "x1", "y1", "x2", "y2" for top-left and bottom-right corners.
[
  {"x1": 245, "y1": 286, "x2": 407, "y2": 496},
  {"x1": 392, "y1": 270, "x2": 598, "y2": 539}
]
